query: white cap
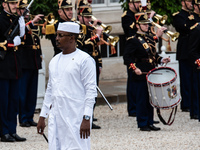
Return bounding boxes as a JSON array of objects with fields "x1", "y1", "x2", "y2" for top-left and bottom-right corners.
[{"x1": 57, "y1": 22, "x2": 79, "y2": 34}]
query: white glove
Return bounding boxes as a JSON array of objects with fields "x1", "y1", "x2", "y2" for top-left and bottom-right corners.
[
  {"x1": 13, "y1": 36, "x2": 21, "y2": 46},
  {"x1": 18, "y1": 16, "x2": 25, "y2": 37}
]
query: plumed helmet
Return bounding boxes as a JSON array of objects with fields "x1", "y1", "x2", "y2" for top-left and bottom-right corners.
[
  {"x1": 17, "y1": 0, "x2": 28, "y2": 9},
  {"x1": 58, "y1": 0, "x2": 73, "y2": 9},
  {"x1": 135, "y1": 12, "x2": 150, "y2": 24}
]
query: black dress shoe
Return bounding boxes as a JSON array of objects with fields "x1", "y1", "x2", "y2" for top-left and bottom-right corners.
[
  {"x1": 153, "y1": 120, "x2": 160, "y2": 124},
  {"x1": 92, "y1": 123, "x2": 101, "y2": 129},
  {"x1": 182, "y1": 108, "x2": 190, "y2": 112},
  {"x1": 140, "y1": 126, "x2": 151, "y2": 131},
  {"x1": 190, "y1": 115, "x2": 199, "y2": 119},
  {"x1": 128, "y1": 113, "x2": 136, "y2": 117},
  {"x1": 20, "y1": 122, "x2": 31, "y2": 127},
  {"x1": 28, "y1": 121, "x2": 38, "y2": 126},
  {"x1": 93, "y1": 118, "x2": 98, "y2": 121},
  {"x1": 10, "y1": 134, "x2": 26, "y2": 142},
  {"x1": 1, "y1": 134, "x2": 15, "y2": 142},
  {"x1": 149, "y1": 125, "x2": 161, "y2": 131}
]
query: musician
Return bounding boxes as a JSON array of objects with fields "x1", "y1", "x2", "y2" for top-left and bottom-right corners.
[
  {"x1": 172, "y1": 0, "x2": 195, "y2": 112},
  {"x1": 77, "y1": 1, "x2": 103, "y2": 129},
  {"x1": 16, "y1": 0, "x2": 43, "y2": 127},
  {"x1": 46, "y1": 0, "x2": 73, "y2": 56},
  {"x1": 193, "y1": 0, "x2": 200, "y2": 22},
  {"x1": 187, "y1": 0, "x2": 200, "y2": 120},
  {"x1": 121, "y1": 0, "x2": 141, "y2": 117},
  {"x1": 0, "y1": 0, "x2": 26, "y2": 142},
  {"x1": 123, "y1": 12, "x2": 170, "y2": 131}
]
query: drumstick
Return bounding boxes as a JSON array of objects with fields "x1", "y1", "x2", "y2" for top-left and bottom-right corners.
[{"x1": 142, "y1": 72, "x2": 162, "y2": 75}]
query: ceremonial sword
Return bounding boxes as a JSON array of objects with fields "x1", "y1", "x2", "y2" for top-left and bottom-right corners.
[{"x1": 96, "y1": 86, "x2": 113, "y2": 110}]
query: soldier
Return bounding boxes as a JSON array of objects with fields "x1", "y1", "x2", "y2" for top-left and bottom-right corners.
[
  {"x1": 46, "y1": 0, "x2": 73, "y2": 56},
  {"x1": 16, "y1": 0, "x2": 43, "y2": 127},
  {"x1": 0, "y1": 0, "x2": 26, "y2": 142},
  {"x1": 121, "y1": 0, "x2": 141, "y2": 118},
  {"x1": 77, "y1": 1, "x2": 103, "y2": 129},
  {"x1": 172, "y1": 0, "x2": 194, "y2": 112},
  {"x1": 123, "y1": 12, "x2": 170, "y2": 131},
  {"x1": 193, "y1": 0, "x2": 200, "y2": 21}
]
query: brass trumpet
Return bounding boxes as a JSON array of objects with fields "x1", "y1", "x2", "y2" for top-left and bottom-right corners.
[
  {"x1": 29, "y1": 13, "x2": 55, "y2": 26},
  {"x1": 151, "y1": 21, "x2": 179, "y2": 42},
  {"x1": 89, "y1": 22, "x2": 119, "y2": 47},
  {"x1": 154, "y1": 14, "x2": 168, "y2": 25},
  {"x1": 91, "y1": 16, "x2": 112, "y2": 34}
]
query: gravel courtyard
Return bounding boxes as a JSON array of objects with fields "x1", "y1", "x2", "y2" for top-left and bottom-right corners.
[{"x1": 0, "y1": 103, "x2": 200, "y2": 150}]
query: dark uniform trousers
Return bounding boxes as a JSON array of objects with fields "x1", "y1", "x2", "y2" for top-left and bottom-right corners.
[
  {"x1": 121, "y1": 9, "x2": 137, "y2": 116},
  {"x1": 188, "y1": 24, "x2": 200, "y2": 119},
  {"x1": 173, "y1": 9, "x2": 195, "y2": 110},
  {"x1": 123, "y1": 33, "x2": 162, "y2": 128},
  {"x1": 18, "y1": 23, "x2": 42, "y2": 124},
  {"x1": 0, "y1": 10, "x2": 22, "y2": 136}
]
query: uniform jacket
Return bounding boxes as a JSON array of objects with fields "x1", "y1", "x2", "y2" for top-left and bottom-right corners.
[
  {"x1": 40, "y1": 49, "x2": 96, "y2": 150},
  {"x1": 123, "y1": 33, "x2": 162, "y2": 81},
  {"x1": 173, "y1": 9, "x2": 195, "y2": 60},
  {"x1": 0, "y1": 10, "x2": 22, "y2": 79},
  {"x1": 77, "y1": 24, "x2": 102, "y2": 67},
  {"x1": 121, "y1": 9, "x2": 137, "y2": 39},
  {"x1": 20, "y1": 22, "x2": 42, "y2": 70}
]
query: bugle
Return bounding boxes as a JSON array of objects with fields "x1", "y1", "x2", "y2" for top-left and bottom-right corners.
[
  {"x1": 29, "y1": 13, "x2": 55, "y2": 26},
  {"x1": 91, "y1": 16, "x2": 112, "y2": 34},
  {"x1": 151, "y1": 21, "x2": 179, "y2": 42},
  {"x1": 89, "y1": 22, "x2": 119, "y2": 47},
  {"x1": 154, "y1": 14, "x2": 168, "y2": 25}
]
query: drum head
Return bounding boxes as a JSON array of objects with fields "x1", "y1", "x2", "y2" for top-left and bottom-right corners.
[{"x1": 147, "y1": 67, "x2": 177, "y2": 86}]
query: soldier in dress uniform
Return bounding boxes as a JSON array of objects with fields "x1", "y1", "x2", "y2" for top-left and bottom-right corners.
[
  {"x1": 45, "y1": 0, "x2": 73, "y2": 56},
  {"x1": 172, "y1": 0, "x2": 195, "y2": 113},
  {"x1": 186, "y1": 0, "x2": 200, "y2": 120},
  {"x1": 123, "y1": 12, "x2": 170, "y2": 131},
  {"x1": 121, "y1": 0, "x2": 141, "y2": 117},
  {"x1": 16, "y1": 0, "x2": 43, "y2": 128},
  {"x1": 193, "y1": 0, "x2": 200, "y2": 21},
  {"x1": 0, "y1": 0, "x2": 26, "y2": 142},
  {"x1": 188, "y1": 4, "x2": 200, "y2": 121},
  {"x1": 77, "y1": 1, "x2": 103, "y2": 129}
]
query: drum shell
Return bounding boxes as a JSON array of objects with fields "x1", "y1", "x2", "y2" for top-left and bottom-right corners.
[{"x1": 146, "y1": 67, "x2": 181, "y2": 109}]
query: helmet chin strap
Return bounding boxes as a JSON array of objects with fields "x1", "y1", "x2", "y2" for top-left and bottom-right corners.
[
  {"x1": 62, "y1": 8, "x2": 70, "y2": 21},
  {"x1": 7, "y1": 3, "x2": 13, "y2": 14},
  {"x1": 184, "y1": 1, "x2": 193, "y2": 11},
  {"x1": 133, "y1": 2, "x2": 139, "y2": 12},
  {"x1": 82, "y1": 16, "x2": 86, "y2": 25},
  {"x1": 138, "y1": 24, "x2": 146, "y2": 33}
]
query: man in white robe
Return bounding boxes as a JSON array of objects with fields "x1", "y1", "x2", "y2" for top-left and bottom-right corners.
[{"x1": 37, "y1": 22, "x2": 97, "y2": 150}]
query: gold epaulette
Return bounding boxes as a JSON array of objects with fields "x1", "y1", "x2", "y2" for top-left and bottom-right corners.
[
  {"x1": 121, "y1": 11, "x2": 127, "y2": 18},
  {"x1": 172, "y1": 11, "x2": 179, "y2": 16},
  {"x1": 190, "y1": 23, "x2": 199, "y2": 30},
  {"x1": 130, "y1": 22, "x2": 135, "y2": 29},
  {"x1": 81, "y1": 24, "x2": 87, "y2": 35},
  {"x1": 126, "y1": 36, "x2": 135, "y2": 41},
  {"x1": 45, "y1": 20, "x2": 58, "y2": 35}
]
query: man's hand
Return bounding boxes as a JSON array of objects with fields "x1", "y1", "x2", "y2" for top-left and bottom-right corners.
[
  {"x1": 161, "y1": 57, "x2": 171, "y2": 64},
  {"x1": 134, "y1": 68, "x2": 142, "y2": 75},
  {"x1": 96, "y1": 27, "x2": 103, "y2": 37},
  {"x1": 37, "y1": 117, "x2": 46, "y2": 135},
  {"x1": 32, "y1": 14, "x2": 44, "y2": 25},
  {"x1": 80, "y1": 119, "x2": 90, "y2": 139},
  {"x1": 156, "y1": 27, "x2": 167, "y2": 38}
]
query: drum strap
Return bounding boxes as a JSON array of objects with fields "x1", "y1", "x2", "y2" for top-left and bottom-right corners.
[{"x1": 156, "y1": 106, "x2": 178, "y2": 126}]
